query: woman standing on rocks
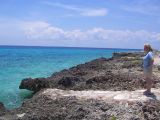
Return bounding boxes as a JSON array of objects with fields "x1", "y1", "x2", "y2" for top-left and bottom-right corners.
[{"x1": 143, "y1": 44, "x2": 154, "y2": 95}]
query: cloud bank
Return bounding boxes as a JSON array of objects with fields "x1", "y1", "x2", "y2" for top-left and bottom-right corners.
[{"x1": 22, "y1": 21, "x2": 160, "y2": 49}]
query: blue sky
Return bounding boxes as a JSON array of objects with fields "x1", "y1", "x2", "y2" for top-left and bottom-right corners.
[{"x1": 0, "y1": 0, "x2": 160, "y2": 49}]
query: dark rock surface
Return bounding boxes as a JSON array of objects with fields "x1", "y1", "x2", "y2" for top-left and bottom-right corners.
[
  {"x1": 19, "y1": 52, "x2": 160, "y2": 92},
  {"x1": 19, "y1": 77, "x2": 48, "y2": 92},
  {"x1": 2, "y1": 92, "x2": 160, "y2": 120},
  {"x1": 158, "y1": 65, "x2": 160, "y2": 71},
  {"x1": 0, "y1": 102, "x2": 5, "y2": 116}
]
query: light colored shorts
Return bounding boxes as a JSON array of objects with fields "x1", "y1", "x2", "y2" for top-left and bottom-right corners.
[{"x1": 143, "y1": 66, "x2": 153, "y2": 78}]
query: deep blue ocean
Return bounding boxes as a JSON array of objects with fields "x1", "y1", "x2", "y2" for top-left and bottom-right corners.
[{"x1": 0, "y1": 46, "x2": 140, "y2": 109}]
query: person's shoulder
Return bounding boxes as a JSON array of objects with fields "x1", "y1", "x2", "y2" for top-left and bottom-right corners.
[
  {"x1": 150, "y1": 51, "x2": 153, "y2": 54},
  {"x1": 148, "y1": 51, "x2": 154, "y2": 57}
]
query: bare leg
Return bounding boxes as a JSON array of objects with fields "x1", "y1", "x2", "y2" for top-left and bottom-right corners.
[
  {"x1": 145, "y1": 77, "x2": 152, "y2": 93},
  {"x1": 143, "y1": 67, "x2": 153, "y2": 95}
]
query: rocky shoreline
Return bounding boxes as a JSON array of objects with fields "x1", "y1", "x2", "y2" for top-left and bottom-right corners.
[{"x1": 1, "y1": 51, "x2": 160, "y2": 120}]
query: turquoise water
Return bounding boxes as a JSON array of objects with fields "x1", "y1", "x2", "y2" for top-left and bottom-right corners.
[{"x1": 0, "y1": 46, "x2": 140, "y2": 109}]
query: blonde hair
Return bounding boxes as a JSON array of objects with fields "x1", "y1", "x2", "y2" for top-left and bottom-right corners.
[{"x1": 144, "y1": 44, "x2": 153, "y2": 52}]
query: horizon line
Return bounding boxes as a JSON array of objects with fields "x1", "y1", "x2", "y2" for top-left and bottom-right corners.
[{"x1": 0, "y1": 44, "x2": 142, "y2": 50}]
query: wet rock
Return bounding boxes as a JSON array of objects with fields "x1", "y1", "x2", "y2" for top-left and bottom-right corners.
[
  {"x1": 19, "y1": 77, "x2": 48, "y2": 92},
  {"x1": 0, "y1": 102, "x2": 5, "y2": 116}
]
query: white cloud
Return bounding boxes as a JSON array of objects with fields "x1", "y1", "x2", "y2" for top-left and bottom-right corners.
[
  {"x1": 22, "y1": 21, "x2": 160, "y2": 49},
  {"x1": 23, "y1": 21, "x2": 64, "y2": 40},
  {"x1": 43, "y1": 2, "x2": 108, "y2": 17},
  {"x1": 81, "y1": 8, "x2": 107, "y2": 17}
]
